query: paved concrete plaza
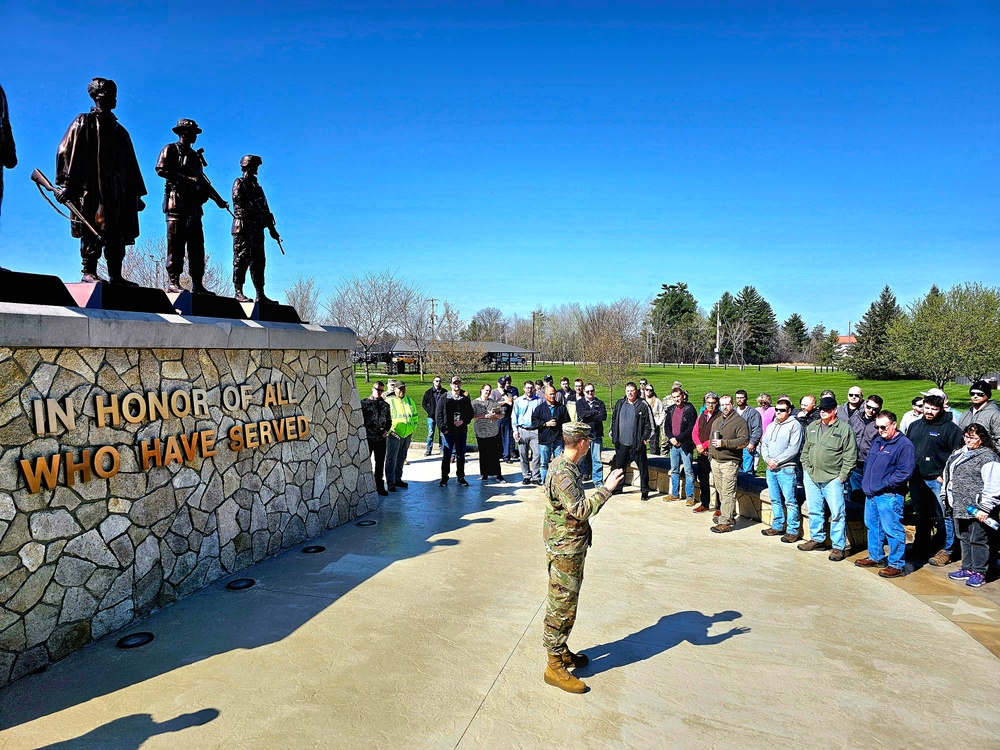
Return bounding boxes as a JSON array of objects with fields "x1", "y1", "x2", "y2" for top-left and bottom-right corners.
[{"x1": 1, "y1": 447, "x2": 998, "y2": 749}]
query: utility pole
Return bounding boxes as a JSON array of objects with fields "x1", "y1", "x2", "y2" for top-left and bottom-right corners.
[
  {"x1": 531, "y1": 310, "x2": 542, "y2": 371},
  {"x1": 715, "y1": 310, "x2": 721, "y2": 366}
]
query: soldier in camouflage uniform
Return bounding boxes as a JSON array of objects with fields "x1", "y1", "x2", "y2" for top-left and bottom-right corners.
[
  {"x1": 231, "y1": 154, "x2": 281, "y2": 303},
  {"x1": 542, "y1": 421, "x2": 624, "y2": 693}
]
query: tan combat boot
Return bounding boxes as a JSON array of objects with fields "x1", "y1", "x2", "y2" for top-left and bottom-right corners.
[
  {"x1": 544, "y1": 653, "x2": 587, "y2": 693},
  {"x1": 560, "y1": 649, "x2": 589, "y2": 669}
]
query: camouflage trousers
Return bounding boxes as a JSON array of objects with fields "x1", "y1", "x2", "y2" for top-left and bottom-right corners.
[{"x1": 542, "y1": 550, "x2": 587, "y2": 655}]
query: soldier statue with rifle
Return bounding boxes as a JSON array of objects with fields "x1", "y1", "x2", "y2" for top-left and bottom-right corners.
[
  {"x1": 52, "y1": 77, "x2": 146, "y2": 285},
  {"x1": 231, "y1": 154, "x2": 281, "y2": 304},
  {"x1": 155, "y1": 118, "x2": 229, "y2": 294}
]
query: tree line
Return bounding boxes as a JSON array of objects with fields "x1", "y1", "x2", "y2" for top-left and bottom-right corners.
[{"x1": 283, "y1": 271, "x2": 1000, "y2": 389}]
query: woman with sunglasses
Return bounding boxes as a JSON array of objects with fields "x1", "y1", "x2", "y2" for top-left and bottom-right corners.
[{"x1": 941, "y1": 423, "x2": 1000, "y2": 588}]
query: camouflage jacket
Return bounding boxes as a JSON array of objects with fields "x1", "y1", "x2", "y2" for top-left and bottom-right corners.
[{"x1": 543, "y1": 454, "x2": 612, "y2": 555}]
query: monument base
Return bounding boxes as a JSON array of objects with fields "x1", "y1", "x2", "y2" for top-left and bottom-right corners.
[
  {"x1": 0, "y1": 270, "x2": 77, "y2": 306},
  {"x1": 166, "y1": 291, "x2": 249, "y2": 320},
  {"x1": 65, "y1": 281, "x2": 175, "y2": 314},
  {"x1": 240, "y1": 301, "x2": 303, "y2": 323}
]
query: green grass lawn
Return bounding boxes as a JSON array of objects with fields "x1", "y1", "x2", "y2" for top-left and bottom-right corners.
[{"x1": 356, "y1": 363, "x2": 971, "y2": 450}]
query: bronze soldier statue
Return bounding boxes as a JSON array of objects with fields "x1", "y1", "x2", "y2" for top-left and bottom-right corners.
[
  {"x1": 231, "y1": 154, "x2": 280, "y2": 303},
  {"x1": 155, "y1": 119, "x2": 228, "y2": 294},
  {"x1": 55, "y1": 78, "x2": 146, "y2": 285},
  {"x1": 0, "y1": 84, "x2": 16, "y2": 240}
]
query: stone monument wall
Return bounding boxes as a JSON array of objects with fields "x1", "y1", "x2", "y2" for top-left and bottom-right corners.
[{"x1": 0, "y1": 304, "x2": 375, "y2": 688}]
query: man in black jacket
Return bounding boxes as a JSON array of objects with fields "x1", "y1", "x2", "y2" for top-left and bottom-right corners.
[
  {"x1": 361, "y1": 381, "x2": 391, "y2": 496},
  {"x1": 437, "y1": 376, "x2": 474, "y2": 487},
  {"x1": 576, "y1": 383, "x2": 608, "y2": 487},
  {"x1": 663, "y1": 387, "x2": 698, "y2": 501},
  {"x1": 610, "y1": 382, "x2": 654, "y2": 499},
  {"x1": 421, "y1": 376, "x2": 446, "y2": 456},
  {"x1": 532, "y1": 385, "x2": 570, "y2": 482},
  {"x1": 907, "y1": 394, "x2": 963, "y2": 565}
]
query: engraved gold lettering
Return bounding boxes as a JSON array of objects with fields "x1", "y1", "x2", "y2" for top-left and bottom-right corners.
[
  {"x1": 240, "y1": 385, "x2": 253, "y2": 410},
  {"x1": 180, "y1": 432, "x2": 199, "y2": 462},
  {"x1": 259, "y1": 420, "x2": 273, "y2": 445},
  {"x1": 95, "y1": 393, "x2": 121, "y2": 427},
  {"x1": 297, "y1": 416, "x2": 310, "y2": 438},
  {"x1": 163, "y1": 435, "x2": 183, "y2": 466},
  {"x1": 276, "y1": 383, "x2": 288, "y2": 405},
  {"x1": 93, "y1": 446, "x2": 121, "y2": 479},
  {"x1": 228, "y1": 424, "x2": 244, "y2": 451},
  {"x1": 64, "y1": 449, "x2": 92, "y2": 487},
  {"x1": 32, "y1": 399, "x2": 46, "y2": 435},
  {"x1": 170, "y1": 390, "x2": 191, "y2": 418},
  {"x1": 19, "y1": 454, "x2": 61, "y2": 493},
  {"x1": 45, "y1": 397, "x2": 76, "y2": 433},
  {"x1": 147, "y1": 391, "x2": 170, "y2": 421},
  {"x1": 271, "y1": 419, "x2": 286, "y2": 442},
  {"x1": 192, "y1": 388, "x2": 208, "y2": 417},
  {"x1": 245, "y1": 422, "x2": 259, "y2": 449},
  {"x1": 121, "y1": 392, "x2": 147, "y2": 424},
  {"x1": 222, "y1": 386, "x2": 240, "y2": 410},
  {"x1": 285, "y1": 416, "x2": 297, "y2": 440},
  {"x1": 201, "y1": 429, "x2": 217, "y2": 457},
  {"x1": 263, "y1": 384, "x2": 277, "y2": 407},
  {"x1": 140, "y1": 438, "x2": 162, "y2": 469},
  {"x1": 285, "y1": 381, "x2": 298, "y2": 405}
]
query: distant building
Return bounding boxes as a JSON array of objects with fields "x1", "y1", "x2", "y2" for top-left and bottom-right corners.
[
  {"x1": 357, "y1": 339, "x2": 535, "y2": 373},
  {"x1": 836, "y1": 335, "x2": 857, "y2": 357}
]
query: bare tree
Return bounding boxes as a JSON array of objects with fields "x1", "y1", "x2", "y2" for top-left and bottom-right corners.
[
  {"x1": 578, "y1": 298, "x2": 643, "y2": 403},
  {"x1": 427, "y1": 301, "x2": 487, "y2": 378},
  {"x1": 99, "y1": 235, "x2": 228, "y2": 293},
  {"x1": 284, "y1": 275, "x2": 321, "y2": 323},
  {"x1": 723, "y1": 315, "x2": 750, "y2": 366},
  {"x1": 397, "y1": 287, "x2": 434, "y2": 381},
  {"x1": 324, "y1": 270, "x2": 410, "y2": 382}
]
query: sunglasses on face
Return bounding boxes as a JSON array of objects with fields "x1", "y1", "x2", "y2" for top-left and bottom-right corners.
[
  {"x1": 971, "y1": 391, "x2": 986, "y2": 397},
  {"x1": 774, "y1": 408, "x2": 788, "y2": 413},
  {"x1": 877, "y1": 424, "x2": 892, "y2": 432}
]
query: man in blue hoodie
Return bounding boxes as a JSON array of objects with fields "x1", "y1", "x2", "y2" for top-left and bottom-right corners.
[{"x1": 854, "y1": 410, "x2": 916, "y2": 579}]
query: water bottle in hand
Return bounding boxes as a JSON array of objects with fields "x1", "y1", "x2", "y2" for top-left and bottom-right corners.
[{"x1": 967, "y1": 505, "x2": 1000, "y2": 531}]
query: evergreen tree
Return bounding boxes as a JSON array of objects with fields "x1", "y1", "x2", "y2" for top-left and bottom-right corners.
[
  {"x1": 733, "y1": 285, "x2": 779, "y2": 363},
  {"x1": 782, "y1": 313, "x2": 810, "y2": 351},
  {"x1": 843, "y1": 285, "x2": 903, "y2": 379},
  {"x1": 817, "y1": 329, "x2": 840, "y2": 366},
  {"x1": 650, "y1": 282, "x2": 697, "y2": 360}
]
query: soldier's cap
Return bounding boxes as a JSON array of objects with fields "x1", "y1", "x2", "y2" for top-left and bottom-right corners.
[
  {"x1": 562, "y1": 421, "x2": 591, "y2": 440},
  {"x1": 241, "y1": 154, "x2": 263, "y2": 168},
  {"x1": 172, "y1": 118, "x2": 202, "y2": 134}
]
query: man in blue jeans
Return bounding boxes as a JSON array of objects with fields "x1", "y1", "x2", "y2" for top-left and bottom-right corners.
[
  {"x1": 798, "y1": 395, "x2": 858, "y2": 561},
  {"x1": 854, "y1": 410, "x2": 916, "y2": 578},
  {"x1": 575, "y1": 383, "x2": 607, "y2": 488},
  {"x1": 759, "y1": 397, "x2": 804, "y2": 542},
  {"x1": 532, "y1": 385, "x2": 570, "y2": 482},
  {"x1": 421, "y1": 376, "x2": 446, "y2": 455},
  {"x1": 663, "y1": 387, "x2": 697, "y2": 501}
]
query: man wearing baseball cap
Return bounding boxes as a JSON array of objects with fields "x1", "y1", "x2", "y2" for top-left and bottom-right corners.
[
  {"x1": 958, "y1": 380, "x2": 1000, "y2": 444},
  {"x1": 542, "y1": 421, "x2": 624, "y2": 693},
  {"x1": 797, "y1": 395, "x2": 858, "y2": 561}
]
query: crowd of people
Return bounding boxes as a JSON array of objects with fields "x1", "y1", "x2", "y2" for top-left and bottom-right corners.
[{"x1": 359, "y1": 374, "x2": 1000, "y2": 589}]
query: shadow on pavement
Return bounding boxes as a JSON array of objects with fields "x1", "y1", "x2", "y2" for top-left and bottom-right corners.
[
  {"x1": 36, "y1": 708, "x2": 220, "y2": 749},
  {"x1": 0, "y1": 480, "x2": 522, "y2": 731},
  {"x1": 579, "y1": 610, "x2": 750, "y2": 676}
]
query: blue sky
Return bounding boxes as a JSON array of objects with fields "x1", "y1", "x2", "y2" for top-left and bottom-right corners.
[{"x1": 1, "y1": 1, "x2": 997, "y2": 333}]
